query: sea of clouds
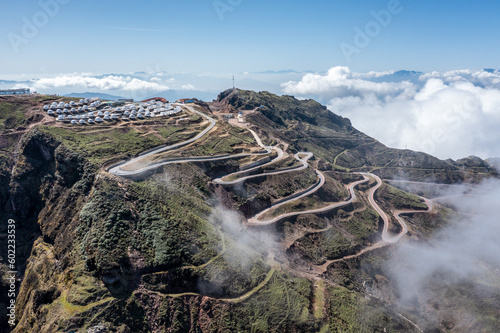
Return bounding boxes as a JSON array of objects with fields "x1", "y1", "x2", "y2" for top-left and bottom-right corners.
[
  {"x1": 11, "y1": 73, "x2": 171, "y2": 99},
  {"x1": 282, "y1": 66, "x2": 500, "y2": 160}
]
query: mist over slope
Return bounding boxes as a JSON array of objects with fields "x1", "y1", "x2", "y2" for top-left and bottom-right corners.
[{"x1": 384, "y1": 178, "x2": 500, "y2": 331}]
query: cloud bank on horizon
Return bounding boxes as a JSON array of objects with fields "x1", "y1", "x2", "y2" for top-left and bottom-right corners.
[
  {"x1": 14, "y1": 74, "x2": 171, "y2": 99},
  {"x1": 282, "y1": 66, "x2": 500, "y2": 160},
  {"x1": 7, "y1": 66, "x2": 500, "y2": 160}
]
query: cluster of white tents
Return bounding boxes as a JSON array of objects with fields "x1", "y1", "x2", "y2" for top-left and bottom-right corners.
[
  {"x1": 42, "y1": 99, "x2": 102, "y2": 117},
  {"x1": 113, "y1": 101, "x2": 181, "y2": 120},
  {"x1": 44, "y1": 99, "x2": 183, "y2": 125}
]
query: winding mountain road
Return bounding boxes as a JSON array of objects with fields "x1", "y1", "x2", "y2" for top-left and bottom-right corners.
[
  {"x1": 247, "y1": 174, "x2": 369, "y2": 226},
  {"x1": 109, "y1": 105, "x2": 314, "y2": 183},
  {"x1": 108, "y1": 104, "x2": 217, "y2": 177},
  {"x1": 214, "y1": 152, "x2": 313, "y2": 185},
  {"x1": 360, "y1": 172, "x2": 433, "y2": 244},
  {"x1": 109, "y1": 106, "x2": 289, "y2": 179},
  {"x1": 102, "y1": 103, "x2": 438, "y2": 304},
  {"x1": 107, "y1": 105, "x2": 433, "y2": 246}
]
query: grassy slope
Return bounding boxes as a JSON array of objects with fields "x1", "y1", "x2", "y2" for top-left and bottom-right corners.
[
  {"x1": 378, "y1": 183, "x2": 428, "y2": 210},
  {"x1": 162, "y1": 122, "x2": 257, "y2": 157},
  {"x1": 39, "y1": 125, "x2": 166, "y2": 164},
  {"x1": 0, "y1": 101, "x2": 27, "y2": 130}
]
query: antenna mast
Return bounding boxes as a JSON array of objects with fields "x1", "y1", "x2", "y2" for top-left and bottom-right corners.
[{"x1": 233, "y1": 75, "x2": 235, "y2": 89}]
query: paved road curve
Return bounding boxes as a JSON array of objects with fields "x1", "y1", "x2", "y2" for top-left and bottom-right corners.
[
  {"x1": 109, "y1": 105, "x2": 295, "y2": 180},
  {"x1": 108, "y1": 104, "x2": 217, "y2": 177},
  {"x1": 360, "y1": 172, "x2": 433, "y2": 244},
  {"x1": 214, "y1": 152, "x2": 313, "y2": 185}
]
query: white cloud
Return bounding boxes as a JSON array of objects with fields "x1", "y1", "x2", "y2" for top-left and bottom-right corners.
[
  {"x1": 181, "y1": 84, "x2": 196, "y2": 90},
  {"x1": 282, "y1": 67, "x2": 500, "y2": 160},
  {"x1": 419, "y1": 69, "x2": 500, "y2": 87},
  {"x1": 352, "y1": 69, "x2": 396, "y2": 79},
  {"x1": 30, "y1": 74, "x2": 169, "y2": 92},
  {"x1": 282, "y1": 67, "x2": 414, "y2": 99}
]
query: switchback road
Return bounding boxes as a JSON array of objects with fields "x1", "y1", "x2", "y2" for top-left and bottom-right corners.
[{"x1": 108, "y1": 106, "x2": 433, "y2": 246}]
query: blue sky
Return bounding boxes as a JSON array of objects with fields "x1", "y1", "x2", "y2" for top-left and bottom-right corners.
[
  {"x1": 2, "y1": 0, "x2": 500, "y2": 159},
  {"x1": 2, "y1": 0, "x2": 500, "y2": 77}
]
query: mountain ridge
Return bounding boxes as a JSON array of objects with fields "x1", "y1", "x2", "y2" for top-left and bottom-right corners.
[{"x1": 213, "y1": 88, "x2": 497, "y2": 183}]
